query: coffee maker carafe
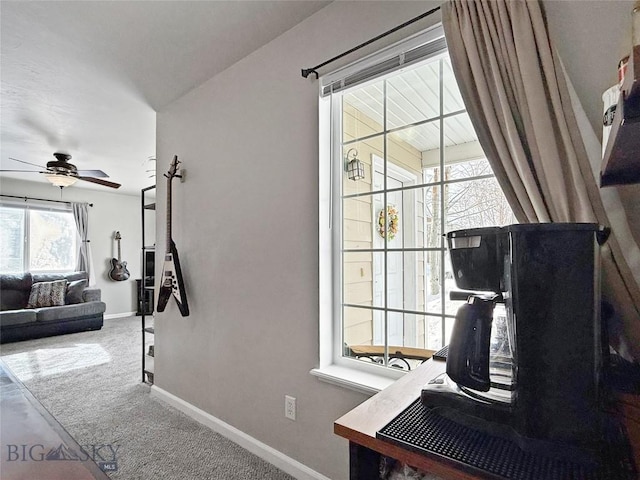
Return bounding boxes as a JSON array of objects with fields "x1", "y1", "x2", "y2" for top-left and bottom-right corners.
[{"x1": 421, "y1": 223, "x2": 610, "y2": 453}]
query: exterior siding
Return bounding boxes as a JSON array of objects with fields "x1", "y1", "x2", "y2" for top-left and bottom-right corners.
[{"x1": 342, "y1": 102, "x2": 427, "y2": 349}]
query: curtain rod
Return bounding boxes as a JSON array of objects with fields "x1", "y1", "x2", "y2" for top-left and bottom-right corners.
[
  {"x1": 301, "y1": 5, "x2": 441, "y2": 80},
  {"x1": 0, "y1": 194, "x2": 93, "y2": 207}
]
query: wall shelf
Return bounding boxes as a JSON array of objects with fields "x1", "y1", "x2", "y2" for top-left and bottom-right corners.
[{"x1": 601, "y1": 45, "x2": 640, "y2": 187}]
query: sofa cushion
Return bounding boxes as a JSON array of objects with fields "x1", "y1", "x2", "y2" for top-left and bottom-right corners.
[
  {"x1": 27, "y1": 280, "x2": 68, "y2": 308},
  {"x1": 0, "y1": 272, "x2": 33, "y2": 290},
  {"x1": 35, "y1": 302, "x2": 106, "y2": 323},
  {"x1": 82, "y1": 288, "x2": 101, "y2": 302},
  {"x1": 0, "y1": 309, "x2": 37, "y2": 327},
  {"x1": 33, "y1": 271, "x2": 87, "y2": 284},
  {"x1": 0, "y1": 273, "x2": 33, "y2": 311},
  {"x1": 65, "y1": 279, "x2": 88, "y2": 304}
]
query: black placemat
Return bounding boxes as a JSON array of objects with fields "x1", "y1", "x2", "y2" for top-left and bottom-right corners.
[
  {"x1": 377, "y1": 399, "x2": 636, "y2": 480},
  {"x1": 432, "y1": 344, "x2": 448, "y2": 361}
]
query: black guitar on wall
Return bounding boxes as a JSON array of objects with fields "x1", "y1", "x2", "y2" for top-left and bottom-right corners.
[
  {"x1": 157, "y1": 155, "x2": 189, "y2": 317},
  {"x1": 109, "y1": 231, "x2": 130, "y2": 281}
]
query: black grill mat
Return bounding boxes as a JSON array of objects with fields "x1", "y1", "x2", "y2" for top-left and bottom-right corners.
[
  {"x1": 377, "y1": 399, "x2": 636, "y2": 480},
  {"x1": 432, "y1": 345, "x2": 449, "y2": 361}
]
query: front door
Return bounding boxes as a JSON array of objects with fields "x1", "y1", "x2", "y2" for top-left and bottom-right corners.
[{"x1": 372, "y1": 156, "x2": 417, "y2": 348}]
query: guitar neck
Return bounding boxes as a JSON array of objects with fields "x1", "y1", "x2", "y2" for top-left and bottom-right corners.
[
  {"x1": 166, "y1": 174, "x2": 172, "y2": 254},
  {"x1": 117, "y1": 239, "x2": 122, "y2": 261}
]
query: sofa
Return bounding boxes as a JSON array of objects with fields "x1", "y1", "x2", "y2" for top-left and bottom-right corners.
[{"x1": 0, "y1": 271, "x2": 105, "y2": 343}]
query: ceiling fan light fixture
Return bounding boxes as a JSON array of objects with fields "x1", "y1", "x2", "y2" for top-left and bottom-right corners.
[{"x1": 45, "y1": 174, "x2": 78, "y2": 188}]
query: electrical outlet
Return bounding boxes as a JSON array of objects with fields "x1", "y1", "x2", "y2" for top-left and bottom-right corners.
[{"x1": 285, "y1": 395, "x2": 296, "y2": 421}]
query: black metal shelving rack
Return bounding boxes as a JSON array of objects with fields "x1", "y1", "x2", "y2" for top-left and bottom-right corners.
[{"x1": 141, "y1": 185, "x2": 156, "y2": 384}]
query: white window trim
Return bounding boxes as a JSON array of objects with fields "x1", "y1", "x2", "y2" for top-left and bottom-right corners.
[
  {"x1": 316, "y1": 94, "x2": 401, "y2": 394},
  {"x1": 313, "y1": 25, "x2": 450, "y2": 394},
  {"x1": 313, "y1": 80, "x2": 407, "y2": 395}
]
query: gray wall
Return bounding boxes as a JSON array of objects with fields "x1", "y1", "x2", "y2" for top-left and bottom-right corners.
[
  {"x1": 544, "y1": 0, "x2": 640, "y2": 245},
  {"x1": 155, "y1": 2, "x2": 439, "y2": 478},
  {"x1": 155, "y1": 2, "x2": 639, "y2": 479},
  {"x1": 0, "y1": 177, "x2": 151, "y2": 316},
  {"x1": 543, "y1": 0, "x2": 636, "y2": 138}
]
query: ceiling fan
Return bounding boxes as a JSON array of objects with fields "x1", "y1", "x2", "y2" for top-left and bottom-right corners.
[{"x1": 1, "y1": 152, "x2": 121, "y2": 189}]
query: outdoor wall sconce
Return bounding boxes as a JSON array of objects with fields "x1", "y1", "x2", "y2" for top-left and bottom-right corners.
[{"x1": 346, "y1": 148, "x2": 365, "y2": 181}]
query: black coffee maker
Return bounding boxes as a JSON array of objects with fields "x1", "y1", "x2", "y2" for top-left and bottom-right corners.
[{"x1": 421, "y1": 223, "x2": 610, "y2": 456}]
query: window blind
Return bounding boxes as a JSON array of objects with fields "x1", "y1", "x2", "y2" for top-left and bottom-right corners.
[
  {"x1": 0, "y1": 198, "x2": 71, "y2": 212},
  {"x1": 320, "y1": 24, "x2": 446, "y2": 97}
]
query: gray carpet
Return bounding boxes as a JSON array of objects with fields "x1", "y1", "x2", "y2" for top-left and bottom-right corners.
[{"x1": 0, "y1": 316, "x2": 295, "y2": 480}]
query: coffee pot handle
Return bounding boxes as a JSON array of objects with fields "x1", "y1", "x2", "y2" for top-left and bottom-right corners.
[{"x1": 446, "y1": 297, "x2": 495, "y2": 392}]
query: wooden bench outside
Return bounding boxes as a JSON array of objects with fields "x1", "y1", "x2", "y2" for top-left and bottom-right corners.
[{"x1": 347, "y1": 345, "x2": 435, "y2": 370}]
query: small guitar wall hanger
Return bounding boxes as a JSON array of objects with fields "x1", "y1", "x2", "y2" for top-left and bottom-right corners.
[
  {"x1": 157, "y1": 155, "x2": 189, "y2": 317},
  {"x1": 109, "y1": 231, "x2": 130, "y2": 281}
]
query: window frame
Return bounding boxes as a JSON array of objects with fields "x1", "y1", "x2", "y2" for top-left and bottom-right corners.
[
  {"x1": 317, "y1": 91, "x2": 407, "y2": 391},
  {"x1": 0, "y1": 201, "x2": 77, "y2": 274},
  {"x1": 315, "y1": 24, "x2": 514, "y2": 392}
]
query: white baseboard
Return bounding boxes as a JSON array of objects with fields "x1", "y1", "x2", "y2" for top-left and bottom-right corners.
[
  {"x1": 104, "y1": 311, "x2": 136, "y2": 320},
  {"x1": 150, "y1": 386, "x2": 331, "y2": 480}
]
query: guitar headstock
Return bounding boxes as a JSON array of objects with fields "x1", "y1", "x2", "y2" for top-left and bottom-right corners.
[
  {"x1": 165, "y1": 155, "x2": 181, "y2": 179},
  {"x1": 115, "y1": 231, "x2": 122, "y2": 240}
]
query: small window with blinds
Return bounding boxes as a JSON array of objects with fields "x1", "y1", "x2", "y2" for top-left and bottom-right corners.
[{"x1": 321, "y1": 25, "x2": 515, "y2": 375}]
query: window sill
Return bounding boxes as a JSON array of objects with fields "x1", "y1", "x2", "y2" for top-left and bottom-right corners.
[{"x1": 310, "y1": 364, "x2": 397, "y2": 396}]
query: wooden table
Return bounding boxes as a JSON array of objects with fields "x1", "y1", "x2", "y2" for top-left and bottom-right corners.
[
  {"x1": 0, "y1": 361, "x2": 111, "y2": 480},
  {"x1": 335, "y1": 359, "x2": 640, "y2": 480}
]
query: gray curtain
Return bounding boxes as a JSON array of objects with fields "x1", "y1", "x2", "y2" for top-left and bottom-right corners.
[
  {"x1": 72, "y1": 202, "x2": 96, "y2": 286},
  {"x1": 442, "y1": 0, "x2": 640, "y2": 361}
]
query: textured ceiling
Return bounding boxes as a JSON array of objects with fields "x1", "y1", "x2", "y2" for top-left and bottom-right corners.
[{"x1": 0, "y1": 1, "x2": 330, "y2": 195}]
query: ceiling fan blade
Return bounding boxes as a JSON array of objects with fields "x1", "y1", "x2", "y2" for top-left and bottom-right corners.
[
  {"x1": 76, "y1": 169, "x2": 109, "y2": 178},
  {"x1": 8, "y1": 157, "x2": 48, "y2": 169},
  {"x1": 77, "y1": 176, "x2": 121, "y2": 189},
  {"x1": 0, "y1": 169, "x2": 45, "y2": 173}
]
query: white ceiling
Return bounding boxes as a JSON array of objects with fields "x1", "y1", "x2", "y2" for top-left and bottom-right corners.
[
  {"x1": 0, "y1": 0, "x2": 330, "y2": 195},
  {"x1": 344, "y1": 56, "x2": 473, "y2": 153}
]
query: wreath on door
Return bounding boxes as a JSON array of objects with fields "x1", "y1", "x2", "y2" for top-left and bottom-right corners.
[{"x1": 377, "y1": 205, "x2": 399, "y2": 241}]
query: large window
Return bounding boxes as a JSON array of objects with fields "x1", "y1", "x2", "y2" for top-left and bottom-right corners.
[
  {"x1": 0, "y1": 204, "x2": 77, "y2": 273},
  {"x1": 322, "y1": 27, "x2": 515, "y2": 376}
]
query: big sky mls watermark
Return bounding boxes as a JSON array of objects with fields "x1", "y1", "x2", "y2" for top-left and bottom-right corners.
[{"x1": 5, "y1": 442, "x2": 120, "y2": 472}]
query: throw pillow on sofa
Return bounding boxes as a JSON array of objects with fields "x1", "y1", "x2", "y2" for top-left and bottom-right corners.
[
  {"x1": 65, "y1": 279, "x2": 88, "y2": 304},
  {"x1": 27, "y1": 280, "x2": 68, "y2": 308}
]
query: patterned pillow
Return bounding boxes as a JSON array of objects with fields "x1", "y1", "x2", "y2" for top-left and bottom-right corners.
[{"x1": 27, "y1": 280, "x2": 68, "y2": 308}]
